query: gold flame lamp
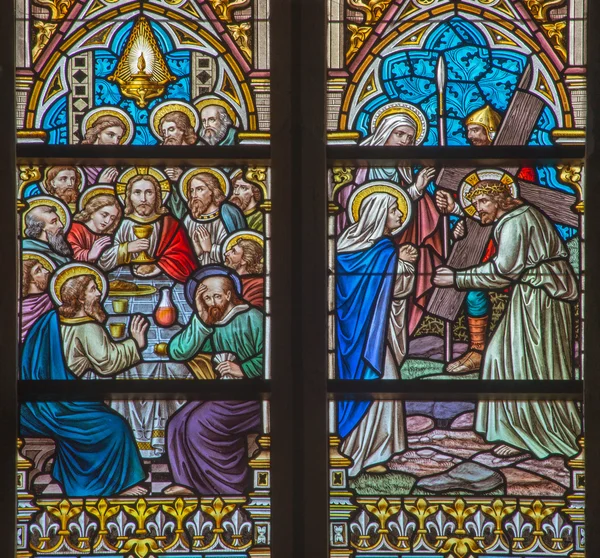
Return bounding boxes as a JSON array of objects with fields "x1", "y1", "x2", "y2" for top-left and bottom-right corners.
[{"x1": 108, "y1": 17, "x2": 176, "y2": 108}]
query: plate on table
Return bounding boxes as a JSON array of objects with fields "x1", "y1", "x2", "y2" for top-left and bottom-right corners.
[{"x1": 109, "y1": 280, "x2": 157, "y2": 297}]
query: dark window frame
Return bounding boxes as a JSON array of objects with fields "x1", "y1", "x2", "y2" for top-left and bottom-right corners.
[{"x1": 1, "y1": 1, "x2": 598, "y2": 557}]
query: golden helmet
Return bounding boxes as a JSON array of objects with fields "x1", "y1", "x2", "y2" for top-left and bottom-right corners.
[{"x1": 465, "y1": 105, "x2": 502, "y2": 142}]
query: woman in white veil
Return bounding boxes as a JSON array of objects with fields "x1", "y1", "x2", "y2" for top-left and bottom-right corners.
[
  {"x1": 336, "y1": 188, "x2": 417, "y2": 475},
  {"x1": 335, "y1": 104, "x2": 443, "y2": 335}
]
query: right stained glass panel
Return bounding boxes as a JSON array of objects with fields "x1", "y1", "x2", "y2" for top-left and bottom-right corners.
[{"x1": 327, "y1": 0, "x2": 586, "y2": 147}]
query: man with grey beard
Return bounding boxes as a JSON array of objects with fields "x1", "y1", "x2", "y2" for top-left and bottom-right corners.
[
  {"x1": 199, "y1": 105, "x2": 237, "y2": 146},
  {"x1": 23, "y1": 205, "x2": 72, "y2": 265},
  {"x1": 182, "y1": 172, "x2": 245, "y2": 266}
]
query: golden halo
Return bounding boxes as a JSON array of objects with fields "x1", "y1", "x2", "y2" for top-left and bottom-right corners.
[
  {"x1": 115, "y1": 167, "x2": 171, "y2": 204},
  {"x1": 459, "y1": 169, "x2": 518, "y2": 221},
  {"x1": 195, "y1": 97, "x2": 238, "y2": 126},
  {"x1": 22, "y1": 250, "x2": 57, "y2": 273},
  {"x1": 348, "y1": 181, "x2": 413, "y2": 235},
  {"x1": 222, "y1": 230, "x2": 265, "y2": 260},
  {"x1": 50, "y1": 263, "x2": 108, "y2": 306},
  {"x1": 371, "y1": 102, "x2": 428, "y2": 145},
  {"x1": 40, "y1": 166, "x2": 86, "y2": 196},
  {"x1": 179, "y1": 167, "x2": 231, "y2": 202},
  {"x1": 78, "y1": 185, "x2": 116, "y2": 212},
  {"x1": 81, "y1": 107, "x2": 134, "y2": 145},
  {"x1": 22, "y1": 196, "x2": 71, "y2": 235},
  {"x1": 150, "y1": 101, "x2": 199, "y2": 140}
]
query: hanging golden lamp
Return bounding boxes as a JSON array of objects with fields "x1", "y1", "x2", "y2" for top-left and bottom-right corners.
[{"x1": 108, "y1": 16, "x2": 176, "y2": 108}]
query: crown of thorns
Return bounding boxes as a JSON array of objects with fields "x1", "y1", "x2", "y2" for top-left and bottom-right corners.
[{"x1": 465, "y1": 180, "x2": 511, "y2": 201}]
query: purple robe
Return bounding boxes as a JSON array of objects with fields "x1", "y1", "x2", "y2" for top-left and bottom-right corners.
[
  {"x1": 167, "y1": 401, "x2": 260, "y2": 494},
  {"x1": 21, "y1": 294, "x2": 53, "y2": 343}
]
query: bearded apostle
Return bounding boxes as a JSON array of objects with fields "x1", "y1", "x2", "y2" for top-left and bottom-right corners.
[
  {"x1": 68, "y1": 189, "x2": 121, "y2": 262},
  {"x1": 98, "y1": 173, "x2": 197, "y2": 282},
  {"x1": 20, "y1": 252, "x2": 54, "y2": 342},
  {"x1": 22, "y1": 199, "x2": 72, "y2": 265},
  {"x1": 433, "y1": 179, "x2": 581, "y2": 458},
  {"x1": 164, "y1": 267, "x2": 262, "y2": 495},
  {"x1": 181, "y1": 169, "x2": 246, "y2": 265},
  {"x1": 230, "y1": 170, "x2": 265, "y2": 233},
  {"x1": 336, "y1": 186, "x2": 417, "y2": 476},
  {"x1": 43, "y1": 166, "x2": 82, "y2": 208},
  {"x1": 20, "y1": 265, "x2": 149, "y2": 496},
  {"x1": 199, "y1": 102, "x2": 237, "y2": 146}
]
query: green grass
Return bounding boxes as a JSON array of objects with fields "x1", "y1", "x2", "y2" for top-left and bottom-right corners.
[
  {"x1": 400, "y1": 358, "x2": 479, "y2": 381},
  {"x1": 350, "y1": 471, "x2": 417, "y2": 496}
]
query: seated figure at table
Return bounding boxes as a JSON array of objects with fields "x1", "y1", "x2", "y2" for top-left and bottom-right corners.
[
  {"x1": 20, "y1": 251, "x2": 55, "y2": 343},
  {"x1": 180, "y1": 168, "x2": 246, "y2": 266},
  {"x1": 20, "y1": 263, "x2": 148, "y2": 497},
  {"x1": 165, "y1": 266, "x2": 262, "y2": 495},
  {"x1": 68, "y1": 187, "x2": 121, "y2": 263},
  {"x1": 99, "y1": 170, "x2": 197, "y2": 282},
  {"x1": 22, "y1": 197, "x2": 73, "y2": 266},
  {"x1": 224, "y1": 231, "x2": 265, "y2": 309}
]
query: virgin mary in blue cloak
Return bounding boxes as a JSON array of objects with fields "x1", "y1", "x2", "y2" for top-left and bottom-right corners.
[
  {"x1": 20, "y1": 311, "x2": 145, "y2": 497},
  {"x1": 335, "y1": 190, "x2": 416, "y2": 475}
]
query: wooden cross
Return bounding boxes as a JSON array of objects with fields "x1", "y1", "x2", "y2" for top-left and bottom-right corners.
[{"x1": 426, "y1": 64, "x2": 578, "y2": 321}]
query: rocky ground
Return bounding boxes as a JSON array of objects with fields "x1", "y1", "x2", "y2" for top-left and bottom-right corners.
[
  {"x1": 351, "y1": 409, "x2": 570, "y2": 497},
  {"x1": 350, "y1": 335, "x2": 573, "y2": 497}
]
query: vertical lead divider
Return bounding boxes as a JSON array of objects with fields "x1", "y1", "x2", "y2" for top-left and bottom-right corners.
[
  {"x1": 300, "y1": 0, "x2": 329, "y2": 557},
  {"x1": 0, "y1": 0, "x2": 17, "y2": 555},
  {"x1": 585, "y1": 0, "x2": 599, "y2": 555},
  {"x1": 270, "y1": 0, "x2": 296, "y2": 556}
]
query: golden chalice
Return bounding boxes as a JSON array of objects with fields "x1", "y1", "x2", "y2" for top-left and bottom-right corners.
[{"x1": 132, "y1": 224, "x2": 155, "y2": 264}]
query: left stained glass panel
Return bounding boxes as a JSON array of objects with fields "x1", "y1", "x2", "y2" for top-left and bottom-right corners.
[
  {"x1": 18, "y1": 398, "x2": 271, "y2": 555},
  {"x1": 16, "y1": 0, "x2": 270, "y2": 145}
]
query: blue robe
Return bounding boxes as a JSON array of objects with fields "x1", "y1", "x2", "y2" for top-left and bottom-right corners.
[
  {"x1": 336, "y1": 238, "x2": 397, "y2": 437},
  {"x1": 20, "y1": 311, "x2": 145, "y2": 497}
]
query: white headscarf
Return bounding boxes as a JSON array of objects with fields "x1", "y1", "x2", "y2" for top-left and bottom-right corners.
[
  {"x1": 360, "y1": 114, "x2": 420, "y2": 185},
  {"x1": 360, "y1": 113, "x2": 419, "y2": 147},
  {"x1": 337, "y1": 193, "x2": 397, "y2": 253}
]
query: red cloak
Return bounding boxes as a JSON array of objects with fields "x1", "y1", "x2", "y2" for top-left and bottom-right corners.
[{"x1": 154, "y1": 215, "x2": 198, "y2": 283}]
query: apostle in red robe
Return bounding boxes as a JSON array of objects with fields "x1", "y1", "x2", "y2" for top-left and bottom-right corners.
[
  {"x1": 68, "y1": 193, "x2": 121, "y2": 262},
  {"x1": 98, "y1": 174, "x2": 198, "y2": 283}
]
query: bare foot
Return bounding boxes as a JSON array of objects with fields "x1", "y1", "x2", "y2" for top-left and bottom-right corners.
[
  {"x1": 365, "y1": 464, "x2": 388, "y2": 474},
  {"x1": 164, "y1": 484, "x2": 195, "y2": 496},
  {"x1": 120, "y1": 485, "x2": 148, "y2": 496},
  {"x1": 493, "y1": 444, "x2": 523, "y2": 458},
  {"x1": 446, "y1": 350, "x2": 482, "y2": 374}
]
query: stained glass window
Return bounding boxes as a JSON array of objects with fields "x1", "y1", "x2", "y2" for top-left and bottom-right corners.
[
  {"x1": 15, "y1": 0, "x2": 272, "y2": 556},
  {"x1": 327, "y1": 1, "x2": 587, "y2": 556}
]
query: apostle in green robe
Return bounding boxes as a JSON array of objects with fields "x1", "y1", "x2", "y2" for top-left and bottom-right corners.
[
  {"x1": 433, "y1": 179, "x2": 581, "y2": 459},
  {"x1": 165, "y1": 267, "x2": 262, "y2": 495}
]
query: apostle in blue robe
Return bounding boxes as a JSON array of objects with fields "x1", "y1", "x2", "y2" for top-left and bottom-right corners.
[
  {"x1": 336, "y1": 190, "x2": 417, "y2": 475},
  {"x1": 20, "y1": 310, "x2": 145, "y2": 497}
]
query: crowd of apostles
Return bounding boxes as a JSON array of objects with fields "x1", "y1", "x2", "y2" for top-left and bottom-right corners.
[{"x1": 17, "y1": 94, "x2": 582, "y2": 499}]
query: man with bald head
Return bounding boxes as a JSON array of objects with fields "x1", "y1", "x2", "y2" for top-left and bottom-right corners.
[
  {"x1": 165, "y1": 269, "x2": 263, "y2": 495},
  {"x1": 23, "y1": 205, "x2": 72, "y2": 265}
]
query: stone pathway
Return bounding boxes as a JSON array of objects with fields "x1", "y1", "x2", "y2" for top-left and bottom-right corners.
[{"x1": 367, "y1": 411, "x2": 570, "y2": 497}]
